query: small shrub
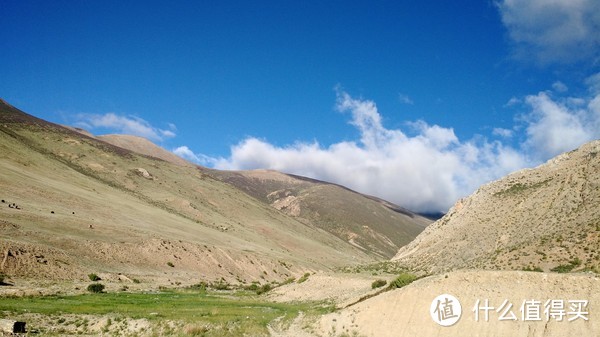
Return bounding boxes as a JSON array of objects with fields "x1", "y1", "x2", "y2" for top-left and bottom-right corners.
[
  {"x1": 371, "y1": 279, "x2": 387, "y2": 289},
  {"x1": 297, "y1": 272, "x2": 310, "y2": 284},
  {"x1": 87, "y1": 283, "x2": 105, "y2": 293},
  {"x1": 551, "y1": 258, "x2": 582, "y2": 273},
  {"x1": 88, "y1": 273, "x2": 101, "y2": 281},
  {"x1": 552, "y1": 264, "x2": 574, "y2": 273},
  {"x1": 388, "y1": 273, "x2": 418, "y2": 289},
  {"x1": 167, "y1": 262, "x2": 175, "y2": 267},
  {"x1": 210, "y1": 280, "x2": 230, "y2": 290},
  {"x1": 256, "y1": 283, "x2": 272, "y2": 295},
  {"x1": 189, "y1": 281, "x2": 208, "y2": 291},
  {"x1": 132, "y1": 278, "x2": 141, "y2": 284},
  {"x1": 244, "y1": 282, "x2": 259, "y2": 291}
]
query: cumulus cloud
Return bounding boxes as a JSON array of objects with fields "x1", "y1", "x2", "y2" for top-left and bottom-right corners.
[
  {"x1": 209, "y1": 82, "x2": 600, "y2": 213},
  {"x1": 214, "y1": 91, "x2": 529, "y2": 213},
  {"x1": 172, "y1": 146, "x2": 215, "y2": 166},
  {"x1": 497, "y1": 0, "x2": 600, "y2": 64},
  {"x1": 521, "y1": 85, "x2": 600, "y2": 160},
  {"x1": 75, "y1": 113, "x2": 176, "y2": 142}
]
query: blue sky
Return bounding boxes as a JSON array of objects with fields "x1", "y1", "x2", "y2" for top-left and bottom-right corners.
[{"x1": 2, "y1": 1, "x2": 600, "y2": 212}]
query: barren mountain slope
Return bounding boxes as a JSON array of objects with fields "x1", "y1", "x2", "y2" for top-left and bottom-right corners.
[
  {"x1": 0, "y1": 99, "x2": 377, "y2": 284},
  {"x1": 393, "y1": 140, "x2": 600, "y2": 274},
  {"x1": 97, "y1": 134, "x2": 192, "y2": 167},
  {"x1": 206, "y1": 169, "x2": 431, "y2": 258}
]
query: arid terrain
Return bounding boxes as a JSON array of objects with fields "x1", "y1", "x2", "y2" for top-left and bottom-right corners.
[
  {"x1": 393, "y1": 140, "x2": 600, "y2": 274},
  {"x1": 0, "y1": 99, "x2": 430, "y2": 285},
  {"x1": 1, "y1": 98, "x2": 599, "y2": 336}
]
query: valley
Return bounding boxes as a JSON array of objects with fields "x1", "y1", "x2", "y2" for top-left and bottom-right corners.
[{"x1": 1, "y1": 99, "x2": 599, "y2": 336}]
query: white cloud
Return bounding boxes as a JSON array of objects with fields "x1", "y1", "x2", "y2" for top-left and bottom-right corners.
[
  {"x1": 493, "y1": 128, "x2": 514, "y2": 138},
  {"x1": 522, "y1": 90, "x2": 600, "y2": 160},
  {"x1": 497, "y1": 0, "x2": 600, "y2": 64},
  {"x1": 210, "y1": 83, "x2": 600, "y2": 213},
  {"x1": 586, "y1": 72, "x2": 600, "y2": 94},
  {"x1": 214, "y1": 91, "x2": 529, "y2": 213},
  {"x1": 172, "y1": 146, "x2": 215, "y2": 166},
  {"x1": 552, "y1": 81, "x2": 568, "y2": 92},
  {"x1": 75, "y1": 113, "x2": 176, "y2": 142},
  {"x1": 505, "y1": 97, "x2": 521, "y2": 107},
  {"x1": 399, "y1": 93, "x2": 414, "y2": 105},
  {"x1": 160, "y1": 130, "x2": 176, "y2": 138}
]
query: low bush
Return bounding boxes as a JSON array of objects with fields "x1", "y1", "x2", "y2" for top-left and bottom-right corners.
[
  {"x1": 189, "y1": 281, "x2": 208, "y2": 291},
  {"x1": 256, "y1": 284, "x2": 272, "y2": 295},
  {"x1": 244, "y1": 282, "x2": 259, "y2": 291},
  {"x1": 210, "y1": 280, "x2": 230, "y2": 290},
  {"x1": 388, "y1": 273, "x2": 418, "y2": 289},
  {"x1": 88, "y1": 273, "x2": 101, "y2": 281},
  {"x1": 551, "y1": 258, "x2": 582, "y2": 273},
  {"x1": 87, "y1": 283, "x2": 105, "y2": 293}
]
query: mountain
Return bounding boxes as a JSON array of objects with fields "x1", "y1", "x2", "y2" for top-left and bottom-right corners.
[
  {"x1": 393, "y1": 140, "x2": 600, "y2": 274},
  {"x1": 0, "y1": 99, "x2": 427, "y2": 284},
  {"x1": 206, "y1": 169, "x2": 431, "y2": 258}
]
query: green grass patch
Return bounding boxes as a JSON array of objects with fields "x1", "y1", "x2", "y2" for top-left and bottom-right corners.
[
  {"x1": 297, "y1": 272, "x2": 310, "y2": 284},
  {"x1": 0, "y1": 289, "x2": 333, "y2": 336},
  {"x1": 388, "y1": 273, "x2": 418, "y2": 289},
  {"x1": 494, "y1": 179, "x2": 552, "y2": 197},
  {"x1": 551, "y1": 257, "x2": 582, "y2": 273}
]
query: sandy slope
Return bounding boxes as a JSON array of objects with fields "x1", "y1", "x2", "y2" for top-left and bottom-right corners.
[{"x1": 316, "y1": 270, "x2": 599, "y2": 337}]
